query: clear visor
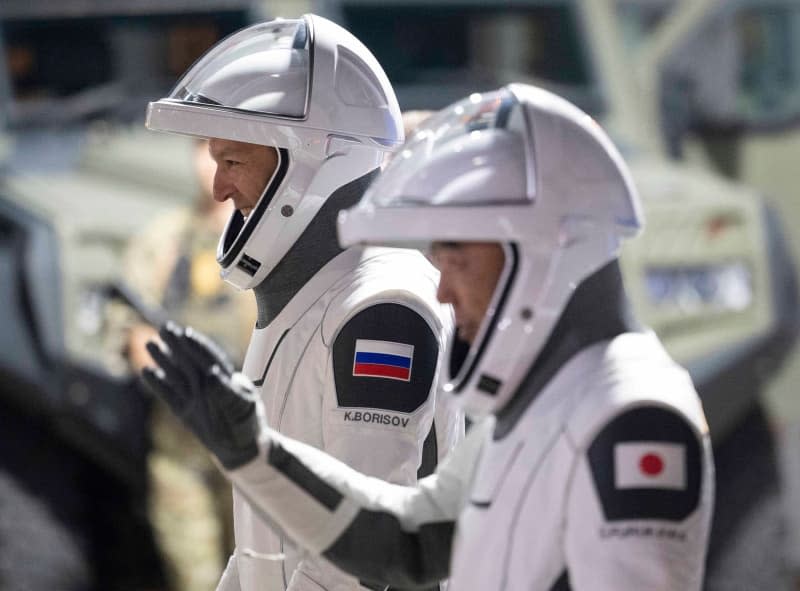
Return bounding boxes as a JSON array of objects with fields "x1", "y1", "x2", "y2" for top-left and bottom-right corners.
[
  {"x1": 428, "y1": 241, "x2": 518, "y2": 395},
  {"x1": 167, "y1": 18, "x2": 310, "y2": 118},
  {"x1": 217, "y1": 147, "x2": 288, "y2": 270},
  {"x1": 360, "y1": 88, "x2": 532, "y2": 208}
]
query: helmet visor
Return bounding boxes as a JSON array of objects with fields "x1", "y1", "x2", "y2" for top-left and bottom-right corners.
[
  {"x1": 216, "y1": 146, "x2": 289, "y2": 273},
  {"x1": 428, "y1": 241, "x2": 518, "y2": 397},
  {"x1": 166, "y1": 18, "x2": 310, "y2": 118}
]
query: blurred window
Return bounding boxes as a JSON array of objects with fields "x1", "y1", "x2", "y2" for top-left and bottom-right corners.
[
  {"x1": 342, "y1": 3, "x2": 598, "y2": 113},
  {"x1": 4, "y1": 20, "x2": 113, "y2": 100},
  {"x1": 736, "y1": 6, "x2": 800, "y2": 123},
  {"x1": 166, "y1": 22, "x2": 223, "y2": 78},
  {"x1": 1, "y1": 11, "x2": 247, "y2": 124},
  {"x1": 615, "y1": 0, "x2": 673, "y2": 52}
]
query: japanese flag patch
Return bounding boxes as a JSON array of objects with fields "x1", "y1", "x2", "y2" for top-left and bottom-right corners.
[
  {"x1": 352, "y1": 339, "x2": 414, "y2": 382},
  {"x1": 614, "y1": 442, "x2": 686, "y2": 490},
  {"x1": 587, "y1": 406, "x2": 704, "y2": 522}
]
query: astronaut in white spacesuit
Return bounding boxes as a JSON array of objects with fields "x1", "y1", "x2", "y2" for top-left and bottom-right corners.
[
  {"x1": 143, "y1": 15, "x2": 462, "y2": 591},
  {"x1": 146, "y1": 83, "x2": 714, "y2": 590}
]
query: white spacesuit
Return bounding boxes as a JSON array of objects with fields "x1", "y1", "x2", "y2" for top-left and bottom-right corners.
[
  {"x1": 227, "y1": 330, "x2": 712, "y2": 590},
  {"x1": 144, "y1": 14, "x2": 462, "y2": 591},
  {"x1": 146, "y1": 83, "x2": 714, "y2": 590},
  {"x1": 231, "y1": 246, "x2": 460, "y2": 590}
]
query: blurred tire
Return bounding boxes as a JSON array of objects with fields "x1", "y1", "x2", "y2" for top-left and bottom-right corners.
[
  {"x1": 0, "y1": 398, "x2": 166, "y2": 591},
  {"x1": 704, "y1": 403, "x2": 791, "y2": 591},
  {"x1": 0, "y1": 401, "x2": 93, "y2": 591}
]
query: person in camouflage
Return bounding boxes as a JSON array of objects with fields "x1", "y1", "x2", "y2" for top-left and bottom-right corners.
[{"x1": 111, "y1": 139, "x2": 256, "y2": 591}]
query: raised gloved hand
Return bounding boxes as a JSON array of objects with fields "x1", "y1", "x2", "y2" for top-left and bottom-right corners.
[{"x1": 141, "y1": 321, "x2": 260, "y2": 470}]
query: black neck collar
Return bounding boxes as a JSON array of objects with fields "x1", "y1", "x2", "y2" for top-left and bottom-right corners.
[
  {"x1": 493, "y1": 260, "x2": 643, "y2": 439},
  {"x1": 253, "y1": 168, "x2": 380, "y2": 327}
]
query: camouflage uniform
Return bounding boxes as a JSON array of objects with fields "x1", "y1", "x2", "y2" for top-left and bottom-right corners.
[{"x1": 108, "y1": 206, "x2": 255, "y2": 591}]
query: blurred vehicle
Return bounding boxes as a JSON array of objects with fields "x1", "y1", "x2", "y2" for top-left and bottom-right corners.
[
  {"x1": 2, "y1": 0, "x2": 792, "y2": 473},
  {"x1": 0, "y1": 2, "x2": 257, "y2": 588},
  {"x1": 0, "y1": 0, "x2": 798, "y2": 587}
]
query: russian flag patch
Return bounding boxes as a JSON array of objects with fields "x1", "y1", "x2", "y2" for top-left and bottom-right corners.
[{"x1": 352, "y1": 339, "x2": 414, "y2": 382}]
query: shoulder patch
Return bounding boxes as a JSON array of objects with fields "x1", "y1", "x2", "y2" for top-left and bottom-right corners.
[
  {"x1": 333, "y1": 303, "x2": 438, "y2": 414},
  {"x1": 587, "y1": 406, "x2": 703, "y2": 522}
]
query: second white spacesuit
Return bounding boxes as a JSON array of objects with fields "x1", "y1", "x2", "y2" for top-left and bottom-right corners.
[{"x1": 224, "y1": 272, "x2": 713, "y2": 591}]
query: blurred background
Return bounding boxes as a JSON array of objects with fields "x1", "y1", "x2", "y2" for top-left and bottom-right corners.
[{"x1": 0, "y1": 0, "x2": 799, "y2": 589}]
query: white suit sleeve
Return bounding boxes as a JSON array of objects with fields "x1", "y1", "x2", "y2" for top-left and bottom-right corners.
[
  {"x1": 225, "y1": 419, "x2": 489, "y2": 589},
  {"x1": 321, "y1": 302, "x2": 444, "y2": 482},
  {"x1": 215, "y1": 554, "x2": 241, "y2": 591},
  {"x1": 286, "y1": 301, "x2": 445, "y2": 589},
  {"x1": 564, "y1": 405, "x2": 714, "y2": 590}
]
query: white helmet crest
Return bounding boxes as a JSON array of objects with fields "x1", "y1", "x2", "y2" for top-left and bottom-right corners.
[
  {"x1": 146, "y1": 15, "x2": 403, "y2": 289},
  {"x1": 338, "y1": 84, "x2": 644, "y2": 417}
]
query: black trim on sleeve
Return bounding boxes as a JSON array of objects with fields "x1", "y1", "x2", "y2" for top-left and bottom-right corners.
[
  {"x1": 253, "y1": 329, "x2": 289, "y2": 387},
  {"x1": 587, "y1": 406, "x2": 703, "y2": 522},
  {"x1": 549, "y1": 570, "x2": 571, "y2": 591},
  {"x1": 417, "y1": 423, "x2": 438, "y2": 480},
  {"x1": 267, "y1": 441, "x2": 343, "y2": 512},
  {"x1": 333, "y1": 303, "x2": 439, "y2": 414},
  {"x1": 324, "y1": 511, "x2": 454, "y2": 589},
  {"x1": 362, "y1": 579, "x2": 442, "y2": 591}
]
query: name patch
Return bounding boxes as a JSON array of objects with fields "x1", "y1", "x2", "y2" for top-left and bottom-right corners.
[
  {"x1": 343, "y1": 410, "x2": 410, "y2": 428},
  {"x1": 599, "y1": 525, "x2": 687, "y2": 541}
]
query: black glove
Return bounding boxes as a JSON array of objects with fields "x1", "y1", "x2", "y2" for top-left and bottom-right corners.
[{"x1": 141, "y1": 321, "x2": 260, "y2": 470}]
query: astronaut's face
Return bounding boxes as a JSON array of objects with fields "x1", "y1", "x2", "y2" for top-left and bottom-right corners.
[
  {"x1": 209, "y1": 138, "x2": 280, "y2": 218},
  {"x1": 430, "y1": 242, "x2": 506, "y2": 344}
]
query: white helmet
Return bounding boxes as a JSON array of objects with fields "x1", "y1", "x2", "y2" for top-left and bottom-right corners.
[
  {"x1": 338, "y1": 84, "x2": 644, "y2": 417},
  {"x1": 146, "y1": 15, "x2": 403, "y2": 289}
]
